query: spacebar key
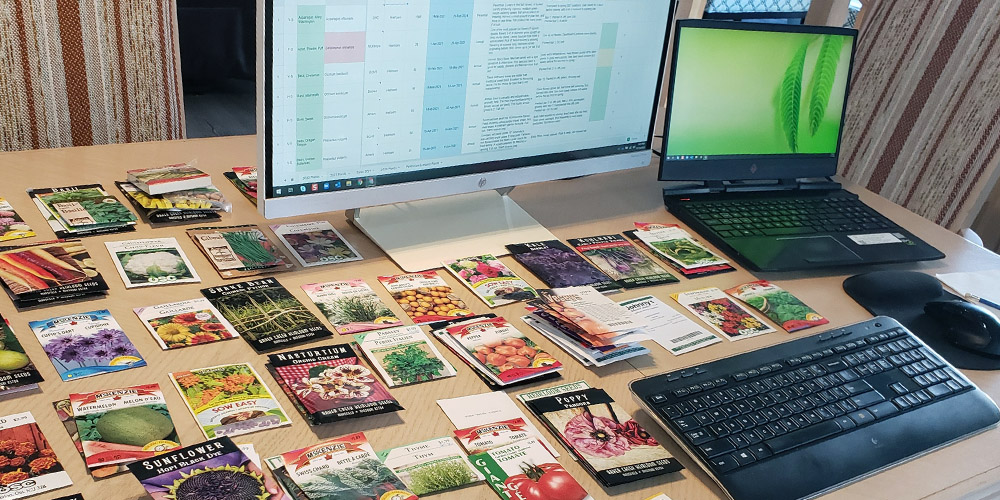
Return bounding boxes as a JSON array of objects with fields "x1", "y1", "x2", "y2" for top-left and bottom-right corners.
[
  {"x1": 762, "y1": 227, "x2": 814, "y2": 236},
  {"x1": 764, "y1": 420, "x2": 843, "y2": 454}
]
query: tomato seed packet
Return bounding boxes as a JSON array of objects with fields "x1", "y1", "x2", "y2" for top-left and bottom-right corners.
[
  {"x1": 470, "y1": 438, "x2": 594, "y2": 500},
  {"x1": 726, "y1": 280, "x2": 829, "y2": 332},
  {"x1": 454, "y1": 418, "x2": 533, "y2": 454}
]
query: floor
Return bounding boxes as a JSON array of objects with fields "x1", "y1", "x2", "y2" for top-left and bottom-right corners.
[{"x1": 183, "y1": 79, "x2": 256, "y2": 139}]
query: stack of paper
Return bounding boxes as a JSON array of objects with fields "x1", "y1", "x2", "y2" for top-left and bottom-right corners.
[
  {"x1": 28, "y1": 184, "x2": 137, "y2": 238},
  {"x1": 625, "y1": 222, "x2": 734, "y2": 278},
  {"x1": 118, "y1": 163, "x2": 231, "y2": 223}
]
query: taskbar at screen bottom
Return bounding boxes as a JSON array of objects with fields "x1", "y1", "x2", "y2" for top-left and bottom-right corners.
[{"x1": 270, "y1": 176, "x2": 376, "y2": 198}]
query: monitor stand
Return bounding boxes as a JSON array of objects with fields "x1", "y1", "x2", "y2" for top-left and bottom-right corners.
[{"x1": 347, "y1": 188, "x2": 556, "y2": 272}]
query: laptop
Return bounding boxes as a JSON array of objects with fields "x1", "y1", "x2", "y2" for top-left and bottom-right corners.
[{"x1": 658, "y1": 20, "x2": 944, "y2": 272}]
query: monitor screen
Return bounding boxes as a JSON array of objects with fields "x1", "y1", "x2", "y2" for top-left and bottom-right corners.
[
  {"x1": 660, "y1": 21, "x2": 857, "y2": 181},
  {"x1": 262, "y1": 0, "x2": 673, "y2": 205}
]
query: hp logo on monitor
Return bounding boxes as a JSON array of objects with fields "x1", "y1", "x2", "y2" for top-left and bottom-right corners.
[{"x1": 478, "y1": 177, "x2": 487, "y2": 188}]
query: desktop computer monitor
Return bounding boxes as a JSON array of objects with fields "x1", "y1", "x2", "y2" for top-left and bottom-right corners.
[{"x1": 257, "y1": 0, "x2": 674, "y2": 270}]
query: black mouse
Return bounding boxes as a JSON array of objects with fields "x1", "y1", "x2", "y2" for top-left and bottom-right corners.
[{"x1": 924, "y1": 300, "x2": 1000, "y2": 356}]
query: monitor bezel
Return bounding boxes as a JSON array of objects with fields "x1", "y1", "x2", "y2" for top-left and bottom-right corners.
[
  {"x1": 657, "y1": 19, "x2": 859, "y2": 182},
  {"x1": 258, "y1": 0, "x2": 675, "y2": 218}
]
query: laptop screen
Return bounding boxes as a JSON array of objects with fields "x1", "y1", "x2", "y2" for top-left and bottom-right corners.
[{"x1": 659, "y1": 21, "x2": 857, "y2": 181}]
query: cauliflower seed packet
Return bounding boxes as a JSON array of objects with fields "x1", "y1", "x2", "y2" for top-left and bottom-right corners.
[{"x1": 105, "y1": 238, "x2": 200, "y2": 288}]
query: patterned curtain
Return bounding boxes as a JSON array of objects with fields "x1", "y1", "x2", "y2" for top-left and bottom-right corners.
[
  {"x1": 0, "y1": 0, "x2": 185, "y2": 152},
  {"x1": 838, "y1": 1, "x2": 1000, "y2": 231}
]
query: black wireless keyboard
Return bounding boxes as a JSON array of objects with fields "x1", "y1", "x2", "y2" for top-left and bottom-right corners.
[{"x1": 631, "y1": 317, "x2": 1000, "y2": 500}]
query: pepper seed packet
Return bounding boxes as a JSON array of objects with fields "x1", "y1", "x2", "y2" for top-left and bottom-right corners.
[
  {"x1": 0, "y1": 411, "x2": 72, "y2": 499},
  {"x1": 470, "y1": 438, "x2": 593, "y2": 500},
  {"x1": 671, "y1": 287, "x2": 776, "y2": 341},
  {"x1": 28, "y1": 310, "x2": 145, "y2": 381},
  {"x1": 127, "y1": 436, "x2": 282, "y2": 500},
  {"x1": 168, "y1": 363, "x2": 291, "y2": 439},
  {"x1": 567, "y1": 235, "x2": 678, "y2": 289},
  {"x1": 525, "y1": 388, "x2": 683, "y2": 487},
  {"x1": 0, "y1": 315, "x2": 43, "y2": 395},
  {"x1": 443, "y1": 316, "x2": 562, "y2": 386},
  {"x1": 354, "y1": 325, "x2": 456, "y2": 387},
  {"x1": 301, "y1": 279, "x2": 402, "y2": 334},
  {"x1": 377, "y1": 436, "x2": 484, "y2": 496},
  {"x1": 442, "y1": 254, "x2": 538, "y2": 307},
  {"x1": 265, "y1": 344, "x2": 403, "y2": 425},
  {"x1": 134, "y1": 298, "x2": 240, "y2": 350},
  {"x1": 280, "y1": 432, "x2": 416, "y2": 500},
  {"x1": 506, "y1": 239, "x2": 619, "y2": 292},
  {"x1": 269, "y1": 221, "x2": 362, "y2": 267},
  {"x1": 726, "y1": 280, "x2": 829, "y2": 332},
  {"x1": 187, "y1": 225, "x2": 293, "y2": 278},
  {"x1": 105, "y1": 237, "x2": 200, "y2": 288},
  {"x1": 201, "y1": 277, "x2": 332, "y2": 352},
  {"x1": 377, "y1": 271, "x2": 473, "y2": 324},
  {"x1": 0, "y1": 199, "x2": 34, "y2": 242},
  {"x1": 69, "y1": 384, "x2": 180, "y2": 469},
  {"x1": 52, "y1": 399, "x2": 129, "y2": 479}
]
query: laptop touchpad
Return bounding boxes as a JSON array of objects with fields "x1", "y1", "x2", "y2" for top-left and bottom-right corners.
[{"x1": 780, "y1": 236, "x2": 863, "y2": 263}]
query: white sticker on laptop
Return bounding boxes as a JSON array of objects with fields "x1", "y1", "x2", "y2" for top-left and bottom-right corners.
[{"x1": 848, "y1": 233, "x2": 903, "y2": 245}]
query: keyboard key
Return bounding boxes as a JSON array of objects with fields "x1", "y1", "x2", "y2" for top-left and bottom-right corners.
[
  {"x1": 694, "y1": 412, "x2": 715, "y2": 426},
  {"x1": 847, "y1": 409, "x2": 875, "y2": 426},
  {"x1": 765, "y1": 420, "x2": 842, "y2": 454},
  {"x1": 834, "y1": 416, "x2": 856, "y2": 430},
  {"x1": 662, "y1": 405, "x2": 683, "y2": 419},
  {"x1": 866, "y1": 401, "x2": 899, "y2": 419},
  {"x1": 685, "y1": 429, "x2": 713, "y2": 445},
  {"x1": 649, "y1": 393, "x2": 668, "y2": 404},
  {"x1": 709, "y1": 423, "x2": 730, "y2": 437},
  {"x1": 850, "y1": 391, "x2": 886, "y2": 408},
  {"x1": 673, "y1": 416, "x2": 699, "y2": 431},
  {"x1": 700, "y1": 438, "x2": 736, "y2": 458},
  {"x1": 733, "y1": 449, "x2": 757, "y2": 465},
  {"x1": 843, "y1": 380, "x2": 873, "y2": 395},
  {"x1": 750, "y1": 443, "x2": 772, "y2": 459},
  {"x1": 729, "y1": 433, "x2": 751, "y2": 449},
  {"x1": 926, "y1": 383, "x2": 953, "y2": 398},
  {"x1": 709, "y1": 454, "x2": 740, "y2": 473}
]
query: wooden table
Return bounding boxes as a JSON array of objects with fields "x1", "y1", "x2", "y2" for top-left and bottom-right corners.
[{"x1": 0, "y1": 135, "x2": 998, "y2": 500}]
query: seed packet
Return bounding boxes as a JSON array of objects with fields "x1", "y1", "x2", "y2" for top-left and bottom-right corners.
[
  {"x1": 52, "y1": 399, "x2": 129, "y2": 479},
  {"x1": 28, "y1": 310, "x2": 145, "y2": 381},
  {"x1": 470, "y1": 438, "x2": 592, "y2": 500},
  {"x1": 0, "y1": 412, "x2": 72, "y2": 499},
  {"x1": 623, "y1": 229, "x2": 735, "y2": 278},
  {"x1": 516, "y1": 380, "x2": 592, "y2": 406},
  {"x1": 168, "y1": 363, "x2": 291, "y2": 439},
  {"x1": 126, "y1": 163, "x2": 212, "y2": 195},
  {"x1": 454, "y1": 418, "x2": 533, "y2": 454},
  {"x1": 134, "y1": 298, "x2": 239, "y2": 350},
  {"x1": 105, "y1": 237, "x2": 200, "y2": 288},
  {"x1": 301, "y1": 279, "x2": 402, "y2": 334},
  {"x1": 671, "y1": 287, "x2": 776, "y2": 341},
  {"x1": 264, "y1": 455, "x2": 307, "y2": 500},
  {"x1": 525, "y1": 388, "x2": 683, "y2": 487},
  {"x1": 69, "y1": 384, "x2": 180, "y2": 469},
  {"x1": 280, "y1": 432, "x2": 416, "y2": 500},
  {"x1": 29, "y1": 185, "x2": 136, "y2": 231},
  {"x1": 378, "y1": 271, "x2": 473, "y2": 324},
  {"x1": 127, "y1": 436, "x2": 282, "y2": 500},
  {"x1": 443, "y1": 254, "x2": 538, "y2": 307},
  {"x1": 354, "y1": 325, "x2": 456, "y2": 387},
  {"x1": 631, "y1": 223, "x2": 730, "y2": 269},
  {"x1": 269, "y1": 221, "x2": 362, "y2": 267},
  {"x1": 0, "y1": 316, "x2": 43, "y2": 394},
  {"x1": 201, "y1": 278, "x2": 332, "y2": 352},
  {"x1": 618, "y1": 295, "x2": 721, "y2": 355},
  {"x1": 265, "y1": 344, "x2": 403, "y2": 425},
  {"x1": 506, "y1": 240, "x2": 619, "y2": 292},
  {"x1": 443, "y1": 317, "x2": 562, "y2": 385},
  {"x1": 187, "y1": 225, "x2": 293, "y2": 278},
  {"x1": 437, "y1": 391, "x2": 560, "y2": 458},
  {"x1": 0, "y1": 240, "x2": 109, "y2": 308},
  {"x1": 116, "y1": 182, "x2": 224, "y2": 224},
  {"x1": 0, "y1": 199, "x2": 34, "y2": 242},
  {"x1": 726, "y1": 280, "x2": 829, "y2": 332},
  {"x1": 224, "y1": 167, "x2": 258, "y2": 206},
  {"x1": 53, "y1": 495, "x2": 84, "y2": 500},
  {"x1": 567, "y1": 235, "x2": 678, "y2": 289},
  {"x1": 533, "y1": 286, "x2": 646, "y2": 338},
  {"x1": 377, "y1": 436, "x2": 484, "y2": 495}
]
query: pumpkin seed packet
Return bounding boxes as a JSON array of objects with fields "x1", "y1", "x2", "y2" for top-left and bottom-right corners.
[
  {"x1": 280, "y1": 432, "x2": 416, "y2": 500},
  {"x1": 442, "y1": 254, "x2": 538, "y2": 307},
  {"x1": 505, "y1": 240, "x2": 619, "y2": 293},
  {"x1": 0, "y1": 240, "x2": 109, "y2": 308},
  {"x1": 0, "y1": 198, "x2": 34, "y2": 242},
  {"x1": 29, "y1": 184, "x2": 136, "y2": 231},
  {"x1": 0, "y1": 411, "x2": 72, "y2": 499},
  {"x1": 69, "y1": 384, "x2": 180, "y2": 469},
  {"x1": 671, "y1": 287, "x2": 776, "y2": 341},
  {"x1": 354, "y1": 325, "x2": 456, "y2": 387},
  {"x1": 168, "y1": 363, "x2": 291, "y2": 439},
  {"x1": 301, "y1": 279, "x2": 403, "y2": 335},
  {"x1": 28, "y1": 310, "x2": 145, "y2": 381},
  {"x1": 270, "y1": 221, "x2": 362, "y2": 267},
  {"x1": 187, "y1": 225, "x2": 293, "y2": 278},
  {"x1": 134, "y1": 298, "x2": 239, "y2": 350},
  {"x1": 52, "y1": 399, "x2": 129, "y2": 479},
  {"x1": 376, "y1": 436, "x2": 484, "y2": 496},
  {"x1": 470, "y1": 438, "x2": 593, "y2": 500},
  {"x1": 726, "y1": 280, "x2": 829, "y2": 332},
  {"x1": 105, "y1": 237, "x2": 200, "y2": 288},
  {"x1": 201, "y1": 278, "x2": 332, "y2": 352},
  {"x1": 377, "y1": 271, "x2": 473, "y2": 324},
  {"x1": 127, "y1": 436, "x2": 282, "y2": 500},
  {"x1": 265, "y1": 344, "x2": 403, "y2": 425},
  {"x1": 566, "y1": 235, "x2": 678, "y2": 289},
  {"x1": 0, "y1": 315, "x2": 43, "y2": 395}
]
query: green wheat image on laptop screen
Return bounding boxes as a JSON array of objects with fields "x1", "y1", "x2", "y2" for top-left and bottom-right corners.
[{"x1": 666, "y1": 29, "x2": 853, "y2": 156}]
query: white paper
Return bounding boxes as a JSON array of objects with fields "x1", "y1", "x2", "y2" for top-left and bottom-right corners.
[
  {"x1": 437, "y1": 391, "x2": 560, "y2": 458},
  {"x1": 619, "y1": 295, "x2": 721, "y2": 355},
  {"x1": 937, "y1": 269, "x2": 1000, "y2": 305}
]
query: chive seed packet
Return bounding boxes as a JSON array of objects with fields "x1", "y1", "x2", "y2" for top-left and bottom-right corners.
[
  {"x1": 187, "y1": 225, "x2": 293, "y2": 278},
  {"x1": 105, "y1": 237, "x2": 200, "y2": 288},
  {"x1": 201, "y1": 277, "x2": 332, "y2": 352},
  {"x1": 168, "y1": 362, "x2": 291, "y2": 439},
  {"x1": 134, "y1": 298, "x2": 239, "y2": 350},
  {"x1": 0, "y1": 315, "x2": 43, "y2": 394},
  {"x1": 355, "y1": 325, "x2": 456, "y2": 387},
  {"x1": 377, "y1": 271, "x2": 473, "y2": 324},
  {"x1": 270, "y1": 221, "x2": 362, "y2": 267},
  {"x1": 377, "y1": 436, "x2": 484, "y2": 496},
  {"x1": 442, "y1": 254, "x2": 538, "y2": 307},
  {"x1": 726, "y1": 280, "x2": 829, "y2": 332},
  {"x1": 506, "y1": 239, "x2": 619, "y2": 292},
  {"x1": 29, "y1": 310, "x2": 145, "y2": 381},
  {"x1": 0, "y1": 411, "x2": 72, "y2": 499},
  {"x1": 301, "y1": 279, "x2": 402, "y2": 334},
  {"x1": 671, "y1": 287, "x2": 776, "y2": 341},
  {"x1": 0, "y1": 198, "x2": 34, "y2": 242},
  {"x1": 69, "y1": 384, "x2": 180, "y2": 469},
  {"x1": 567, "y1": 235, "x2": 678, "y2": 288}
]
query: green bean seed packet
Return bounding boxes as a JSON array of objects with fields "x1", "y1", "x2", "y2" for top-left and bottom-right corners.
[{"x1": 187, "y1": 224, "x2": 293, "y2": 278}]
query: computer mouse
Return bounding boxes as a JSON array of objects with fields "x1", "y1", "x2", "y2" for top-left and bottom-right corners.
[{"x1": 924, "y1": 300, "x2": 1000, "y2": 356}]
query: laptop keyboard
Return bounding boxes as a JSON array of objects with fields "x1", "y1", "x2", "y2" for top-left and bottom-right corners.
[
  {"x1": 680, "y1": 196, "x2": 897, "y2": 239},
  {"x1": 638, "y1": 326, "x2": 971, "y2": 475}
]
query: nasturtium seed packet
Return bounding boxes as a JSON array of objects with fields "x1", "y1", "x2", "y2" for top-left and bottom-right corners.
[
  {"x1": 376, "y1": 436, "x2": 484, "y2": 496},
  {"x1": 726, "y1": 280, "x2": 829, "y2": 332}
]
